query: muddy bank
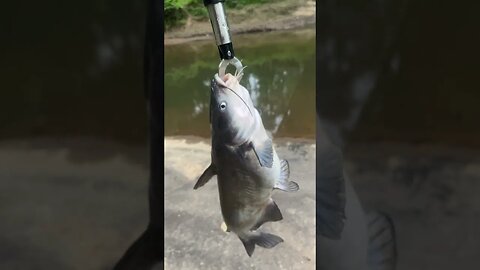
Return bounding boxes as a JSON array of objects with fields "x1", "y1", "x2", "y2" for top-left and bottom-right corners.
[
  {"x1": 165, "y1": 0, "x2": 316, "y2": 45},
  {"x1": 164, "y1": 137, "x2": 315, "y2": 270}
]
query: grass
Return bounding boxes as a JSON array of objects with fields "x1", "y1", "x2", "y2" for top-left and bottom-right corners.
[{"x1": 165, "y1": 0, "x2": 271, "y2": 30}]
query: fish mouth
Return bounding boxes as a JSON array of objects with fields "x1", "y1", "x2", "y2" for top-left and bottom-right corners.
[{"x1": 214, "y1": 73, "x2": 229, "y2": 89}]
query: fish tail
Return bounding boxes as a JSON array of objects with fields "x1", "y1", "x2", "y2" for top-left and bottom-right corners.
[{"x1": 239, "y1": 232, "x2": 284, "y2": 257}]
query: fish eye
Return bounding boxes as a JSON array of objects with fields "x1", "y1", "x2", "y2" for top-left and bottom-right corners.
[{"x1": 219, "y1": 101, "x2": 227, "y2": 110}]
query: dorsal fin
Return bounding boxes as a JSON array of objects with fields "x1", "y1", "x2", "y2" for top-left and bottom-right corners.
[
  {"x1": 279, "y1": 159, "x2": 290, "y2": 182},
  {"x1": 274, "y1": 159, "x2": 300, "y2": 192}
]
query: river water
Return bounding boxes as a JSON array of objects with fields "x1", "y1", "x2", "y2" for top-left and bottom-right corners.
[{"x1": 165, "y1": 28, "x2": 316, "y2": 139}]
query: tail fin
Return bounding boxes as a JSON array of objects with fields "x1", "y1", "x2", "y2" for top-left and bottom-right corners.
[
  {"x1": 240, "y1": 233, "x2": 284, "y2": 257},
  {"x1": 366, "y1": 211, "x2": 397, "y2": 270}
]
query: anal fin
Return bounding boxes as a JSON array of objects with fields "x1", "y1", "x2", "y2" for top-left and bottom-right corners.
[
  {"x1": 193, "y1": 163, "x2": 216, "y2": 190},
  {"x1": 251, "y1": 200, "x2": 283, "y2": 230}
]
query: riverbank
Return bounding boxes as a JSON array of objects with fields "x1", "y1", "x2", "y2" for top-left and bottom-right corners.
[{"x1": 165, "y1": 0, "x2": 315, "y2": 45}]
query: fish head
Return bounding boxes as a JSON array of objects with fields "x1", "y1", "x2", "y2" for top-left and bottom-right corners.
[{"x1": 210, "y1": 73, "x2": 256, "y2": 146}]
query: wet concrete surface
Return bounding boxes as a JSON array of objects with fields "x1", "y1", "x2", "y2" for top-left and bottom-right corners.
[
  {"x1": 1, "y1": 137, "x2": 478, "y2": 269},
  {"x1": 164, "y1": 137, "x2": 316, "y2": 270},
  {"x1": 0, "y1": 139, "x2": 150, "y2": 270},
  {"x1": 0, "y1": 136, "x2": 314, "y2": 270}
]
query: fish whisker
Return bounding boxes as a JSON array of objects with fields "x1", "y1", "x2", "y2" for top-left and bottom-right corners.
[{"x1": 223, "y1": 85, "x2": 254, "y2": 117}]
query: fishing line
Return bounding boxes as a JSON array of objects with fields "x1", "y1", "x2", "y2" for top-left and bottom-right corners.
[{"x1": 222, "y1": 85, "x2": 254, "y2": 117}]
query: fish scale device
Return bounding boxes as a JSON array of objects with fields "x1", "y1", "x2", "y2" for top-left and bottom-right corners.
[{"x1": 203, "y1": 0, "x2": 243, "y2": 77}]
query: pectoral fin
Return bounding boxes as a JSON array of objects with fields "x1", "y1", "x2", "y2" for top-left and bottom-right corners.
[
  {"x1": 193, "y1": 163, "x2": 216, "y2": 190},
  {"x1": 251, "y1": 139, "x2": 273, "y2": 168}
]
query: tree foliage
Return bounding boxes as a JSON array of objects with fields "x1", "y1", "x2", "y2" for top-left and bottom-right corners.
[{"x1": 164, "y1": 0, "x2": 271, "y2": 30}]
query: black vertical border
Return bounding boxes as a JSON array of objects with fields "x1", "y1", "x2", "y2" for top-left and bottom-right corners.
[
  {"x1": 315, "y1": 1, "x2": 320, "y2": 267},
  {"x1": 113, "y1": 0, "x2": 165, "y2": 269}
]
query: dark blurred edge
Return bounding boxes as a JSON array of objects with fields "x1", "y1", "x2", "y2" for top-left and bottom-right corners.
[
  {"x1": 113, "y1": 0, "x2": 164, "y2": 269},
  {"x1": 315, "y1": 0, "x2": 405, "y2": 267}
]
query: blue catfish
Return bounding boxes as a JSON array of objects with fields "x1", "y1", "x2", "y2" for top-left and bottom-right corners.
[{"x1": 194, "y1": 71, "x2": 299, "y2": 257}]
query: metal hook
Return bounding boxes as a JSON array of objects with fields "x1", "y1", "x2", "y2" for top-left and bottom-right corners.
[{"x1": 218, "y1": 57, "x2": 244, "y2": 80}]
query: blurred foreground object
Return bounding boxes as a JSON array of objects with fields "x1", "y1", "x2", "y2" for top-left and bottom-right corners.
[{"x1": 113, "y1": 0, "x2": 163, "y2": 269}]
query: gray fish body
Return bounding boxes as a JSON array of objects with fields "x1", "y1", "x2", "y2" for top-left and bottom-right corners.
[
  {"x1": 212, "y1": 110, "x2": 280, "y2": 237},
  {"x1": 195, "y1": 72, "x2": 298, "y2": 256}
]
